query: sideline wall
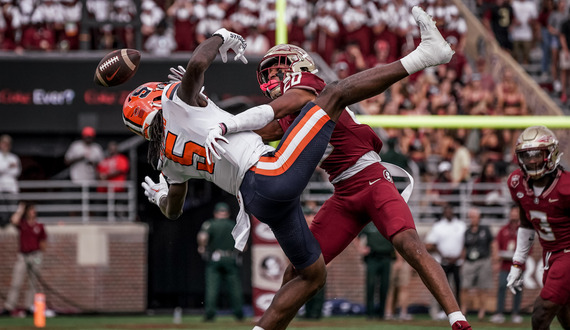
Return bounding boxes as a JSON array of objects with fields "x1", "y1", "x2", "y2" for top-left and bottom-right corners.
[
  {"x1": 0, "y1": 221, "x2": 544, "y2": 314},
  {"x1": 0, "y1": 224, "x2": 148, "y2": 313}
]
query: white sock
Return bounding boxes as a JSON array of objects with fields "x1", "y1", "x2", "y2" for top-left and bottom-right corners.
[
  {"x1": 253, "y1": 327, "x2": 265, "y2": 330},
  {"x1": 448, "y1": 311, "x2": 467, "y2": 326}
]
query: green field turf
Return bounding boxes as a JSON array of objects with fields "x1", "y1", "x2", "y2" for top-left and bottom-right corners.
[{"x1": 0, "y1": 314, "x2": 564, "y2": 330}]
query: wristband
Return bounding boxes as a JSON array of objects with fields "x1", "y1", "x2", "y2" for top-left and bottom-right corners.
[
  {"x1": 512, "y1": 261, "x2": 524, "y2": 268},
  {"x1": 219, "y1": 123, "x2": 227, "y2": 135}
]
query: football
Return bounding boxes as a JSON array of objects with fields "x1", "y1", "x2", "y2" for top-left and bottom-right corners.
[{"x1": 94, "y1": 49, "x2": 140, "y2": 87}]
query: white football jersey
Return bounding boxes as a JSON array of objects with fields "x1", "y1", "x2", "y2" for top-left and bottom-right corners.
[{"x1": 159, "y1": 85, "x2": 274, "y2": 196}]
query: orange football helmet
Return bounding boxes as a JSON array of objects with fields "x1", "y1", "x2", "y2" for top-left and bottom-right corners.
[{"x1": 122, "y1": 82, "x2": 166, "y2": 140}]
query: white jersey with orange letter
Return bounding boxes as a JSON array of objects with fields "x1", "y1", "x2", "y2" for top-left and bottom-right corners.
[
  {"x1": 158, "y1": 88, "x2": 273, "y2": 194},
  {"x1": 157, "y1": 84, "x2": 274, "y2": 250}
]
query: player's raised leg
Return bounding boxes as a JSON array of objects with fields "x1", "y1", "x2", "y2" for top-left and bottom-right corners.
[{"x1": 314, "y1": 6, "x2": 453, "y2": 122}]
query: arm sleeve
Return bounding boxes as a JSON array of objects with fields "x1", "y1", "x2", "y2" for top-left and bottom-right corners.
[
  {"x1": 224, "y1": 104, "x2": 275, "y2": 134},
  {"x1": 512, "y1": 227, "x2": 535, "y2": 264},
  {"x1": 498, "y1": 250, "x2": 515, "y2": 259}
]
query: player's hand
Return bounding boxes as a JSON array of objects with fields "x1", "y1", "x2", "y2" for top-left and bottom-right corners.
[
  {"x1": 168, "y1": 65, "x2": 185, "y2": 83},
  {"x1": 213, "y1": 28, "x2": 248, "y2": 64},
  {"x1": 141, "y1": 174, "x2": 168, "y2": 206},
  {"x1": 506, "y1": 265, "x2": 524, "y2": 294},
  {"x1": 451, "y1": 320, "x2": 472, "y2": 330},
  {"x1": 204, "y1": 124, "x2": 229, "y2": 165}
]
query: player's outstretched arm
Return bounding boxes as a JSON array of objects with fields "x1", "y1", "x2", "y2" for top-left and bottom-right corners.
[
  {"x1": 203, "y1": 89, "x2": 314, "y2": 164},
  {"x1": 177, "y1": 36, "x2": 223, "y2": 106},
  {"x1": 142, "y1": 174, "x2": 187, "y2": 219},
  {"x1": 162, "y1": 182, "x2": 188, "y2": 219},
  {"x1": 254, "y1": 121, "x2": 285, "y2": 142},
  {"x1": 177, "y1": 29, "x2": 247, "y2": 106}
]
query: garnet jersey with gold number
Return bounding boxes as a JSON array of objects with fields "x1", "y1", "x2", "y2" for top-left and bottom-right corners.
[{"x1": 508, "y1": 168, "x2": 570, "y2": 252}]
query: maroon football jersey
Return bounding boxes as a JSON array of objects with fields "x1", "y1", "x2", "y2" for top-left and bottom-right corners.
[
  {"x1": 508, "y1": 168, "x2": 570, "y2": 252},
  {"x1": 278, "y1": 72, "x2": 383, "y2": 182}
]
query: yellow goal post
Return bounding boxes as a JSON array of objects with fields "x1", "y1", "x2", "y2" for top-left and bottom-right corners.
[{"x1": 355, "y1": 115, "x2": 570, "y2": 129}]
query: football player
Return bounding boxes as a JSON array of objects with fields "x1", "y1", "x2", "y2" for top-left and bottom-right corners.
[
  {"x1": 134, "y1": 7, "x2": 453, "y2": 330},
  {"x1": 248, "y1": 15, "x2": 470, "y2": 330},
  {"x1": 506, "y1": 126, "x2": 570, "y2": 330},
  {"x1": 205, "y1": 7, "x2": 469, "y2": 330}
]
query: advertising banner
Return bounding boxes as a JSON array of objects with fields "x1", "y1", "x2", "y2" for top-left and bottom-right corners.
[
  {"x1": 0, "y1": 54, "x2": 263, "y2": 134},
  {"x1": 250, "y1": 216, "x2": 287, "y2": 319}
]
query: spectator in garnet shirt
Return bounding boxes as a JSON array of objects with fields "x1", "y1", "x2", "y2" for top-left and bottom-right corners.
[
  {"x1": 97, "y1": 141, "x2": 130, "y2": 193},
  {"x1": 2, "y1": 202, "x2": 47, "y2": 316}
]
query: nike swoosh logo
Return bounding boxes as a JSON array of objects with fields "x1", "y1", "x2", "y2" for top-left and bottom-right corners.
[
  {"x1": 369, "y1": 178, "x2": 381, "y2": 185},
  {"x1": 549, "y1": 198, "x2": 559, "y2": 203},
  {"x1": 106, "y1": 67, "x2": 120, "y2": 81},
  {"x1": 565, "y1": 249, "x2": 570, "y2": 253}
]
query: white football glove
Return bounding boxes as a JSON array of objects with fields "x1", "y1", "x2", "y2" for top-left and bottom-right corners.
[
  {"x1": 204, "y1": 124, "x2": 229, "y2": 165},
  {"x1": 213, "y1": 28, "x2": 248, "y2": 64},
  {"x1": 506, "y1": 265, "x2": 524, "y2": 294},
  {"x1": 141, "y1": 174, "x2": 168, "y2": 206},
  {"x1": 168, "y1": 65, "x2": 185, "y2": 83}
]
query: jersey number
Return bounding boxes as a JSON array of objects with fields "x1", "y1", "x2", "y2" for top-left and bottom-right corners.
[
  {"x1": 529, "y1": 210, "x2": 556, "y2": 241},
  {"x1": 497, "y1": 8, "x2": 511, "y2": 28},
  {"x1": 164, "y1": 132, "x2": 214, "y2": 174},
  {"x1": 283, "y1": 72, "x2": 303, "y2": 93}
]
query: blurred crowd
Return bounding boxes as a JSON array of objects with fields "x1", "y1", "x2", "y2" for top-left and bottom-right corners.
[
  {"x1": 478, "y1": 0, "x2": 570, "y2": 103},
  {"x1": 0, "y1": 0, "x2": 466, "y2": 58},
  {"x1": 365, "y1": 60, "x2": 525, "y2": 186}
]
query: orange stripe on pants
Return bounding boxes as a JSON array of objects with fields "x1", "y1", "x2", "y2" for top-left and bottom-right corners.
[{"x1": 254, "y1": 105, "x2": 330, "y2": 176}]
